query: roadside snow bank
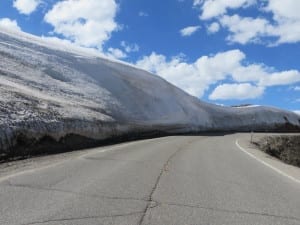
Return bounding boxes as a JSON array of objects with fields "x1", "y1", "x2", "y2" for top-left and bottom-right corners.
[{"x1": 0, "y1": 29, "x2": 299, "y2": 157}]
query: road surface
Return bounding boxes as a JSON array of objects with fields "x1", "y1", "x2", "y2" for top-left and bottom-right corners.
[{"x1": 0, "y1": 133, "x2": 299, "y2": 225}]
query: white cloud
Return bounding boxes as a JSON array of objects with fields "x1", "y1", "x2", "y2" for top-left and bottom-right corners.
[
  {"x1": 232, "y1": 65, "x2": 300, "y2": 86},
  {"x1": 180, "y1": 26, "x2": 201, "y2": 37},
  {"x1": 13, "y1": 0, "x2": 41, "y2": 15},
  {"x1": 107, "y1": 47, "x2": 127, "y2": 59},
  {"x1": 194, "y1": 0, "x2": 300, "y2": 45},
  {"x1": 265, "y1": 0, "x2": 300, "y2": 20},
  {"x1": 194, "y1": 0, "x2": 256, "y2": 20},
  {"x1": 219, "y1": 13, "x2": 300, "y2": 45},
  {"x1": 136, "y1": 49, "x2": 300, "y2": 100},
  {"x1": 209, "y1": 83, "x2": 264, "y2": 100},
  {"x1": 231, "y1": 64, "x2": 268, "y2": 82},
  {"x1": 207, "y1": 22, "x2": 220, "y2": 33},
  {"x1": 294, "y1": 110, "x2": 300, "y2": 115},
  {"x1": 136, "y1": 50, "x2": 245, "y2": 97},
  {"x1": 120, "y1": 41, "x2": 139, "y2": 53},
  {"x1": 294, "y1": 86, "x2": 300, "y2": 91},
  {"x1": 44, "y1": 0, "x2": 118, "y2": 49},
  {"x1": 138, "y1": 11, "x2": 148, "y2": 17},
  {"x1": 259, "y1": 70, "x2": 300, "y2": 86},
  {"x1": 270, "y1": 21, "x2": 300, "y2": 45},
  {"x1": 220, "y1": 15, "x2": 270, "y2": 44},
  {"x1": 0, "y1": 18, "x2": 21, "y2": 31},
  {"x1": 265, "y1": 0, "x2": 300, "y2": 44}
]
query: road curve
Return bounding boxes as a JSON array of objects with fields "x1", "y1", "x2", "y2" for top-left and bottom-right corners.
[{"x1": 0, "y1": 134, "x2": 299, "y2": 225}]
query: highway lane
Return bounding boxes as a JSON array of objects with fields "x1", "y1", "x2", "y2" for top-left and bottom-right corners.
[{"x1": 0, "y1": 134, "x2": 299, "y2": 225}]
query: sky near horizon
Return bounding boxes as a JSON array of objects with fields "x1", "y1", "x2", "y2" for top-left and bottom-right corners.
[{"x1": 0, "y1": 0, "x2": 299, "y2": 113}]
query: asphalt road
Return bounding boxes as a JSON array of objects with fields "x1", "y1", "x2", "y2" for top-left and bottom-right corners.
[{"x1": 0, "y1": 134, "x2": 299, "y2": 225}]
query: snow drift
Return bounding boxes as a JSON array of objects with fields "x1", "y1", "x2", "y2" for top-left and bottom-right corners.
[{"x1": 0, "y1": 29, "x2": 299, "y2": 157}]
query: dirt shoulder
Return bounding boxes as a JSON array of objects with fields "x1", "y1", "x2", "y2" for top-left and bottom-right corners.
[{"x1": 253, "y1": 135, "x2": 300, "y2": 167}]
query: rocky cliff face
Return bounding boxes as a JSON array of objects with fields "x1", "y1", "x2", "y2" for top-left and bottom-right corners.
[{"x1": 0, "y1": 29, "x2": 299, "y2": 157}]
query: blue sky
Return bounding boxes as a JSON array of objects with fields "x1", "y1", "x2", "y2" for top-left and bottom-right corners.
[{"x1": 0, "y1": 0, "x2": 299, "y2": 113}]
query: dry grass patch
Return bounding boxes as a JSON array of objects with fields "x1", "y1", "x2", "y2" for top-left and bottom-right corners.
[{"x1": 254, "y1": 135, "x2": 300, "y2": 167}]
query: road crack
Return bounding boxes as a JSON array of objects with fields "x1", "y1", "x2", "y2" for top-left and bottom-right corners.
[{"x1": 138, "y1": 139, "x2": 196, "y2": 225}]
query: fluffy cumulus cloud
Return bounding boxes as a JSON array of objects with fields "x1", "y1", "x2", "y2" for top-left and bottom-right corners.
[
  {"x1": 136, "y1": 50, "x2": 244, "y2": 97},
  {"x1": 136, "y1": 49, "x2": 300, "y2": 100},
  {"x1": 180, "y1": 26, "x2": 201, "y2": 37},
  {"x1": 107, "y1": 47, "x2": 127, "y2": 59},
  {"x1": 259, "y1": 71, "x2": 300, "y2": 86},
  {"x1": 193, "y1": 0, "x2": 256, "y2": 20},
  {"x1": 265, "y1": 0, "x2": 300, "y2": 44},
  {"x1": 194, "y1": 0, "x2": 300, "y2": 45},
  {"x1": 0, "y1": 18, "x2": 21, "y2": 31},
  {"x1": 13, "y1": 0, "x2": 41, "y2": 15},
  {"x1": 44, "y1": 0, "x2": 118, "y2": 48},
  {"x1": 121, "y1": 41, "x2": 139, "y2": 53},
  {"x1": 207, "y1": 22, "x2": 220, "y2": 34},
  {"x1": 266, "y1": 0, "x2": 300, "y2": 21},
  {"x1": 209, "y1": 83, "x2": 264, "y2": 100},
  {"x1": 219, "y1": 13, "x2": 300, "y2": 45},
  {"x1": 220, "y1": 15, "x2": 270, "y2": 44},
  {"x1": 138, "y1": 11, "x2": 148, "y2": 17}
]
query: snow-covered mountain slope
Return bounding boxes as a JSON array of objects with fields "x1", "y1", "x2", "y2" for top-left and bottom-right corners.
[{"x1": 0, "y1": 29, "x2": 299, "y2": 155}]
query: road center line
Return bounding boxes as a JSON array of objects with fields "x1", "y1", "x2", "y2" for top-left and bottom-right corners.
[{"x1": 235, "y1": 139, "x2": 300, "y2": 185}]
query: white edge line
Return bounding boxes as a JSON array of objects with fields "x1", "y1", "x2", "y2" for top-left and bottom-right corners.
[{"x1": 235, "y1": 139, "x2": 300, "y2": 184}]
